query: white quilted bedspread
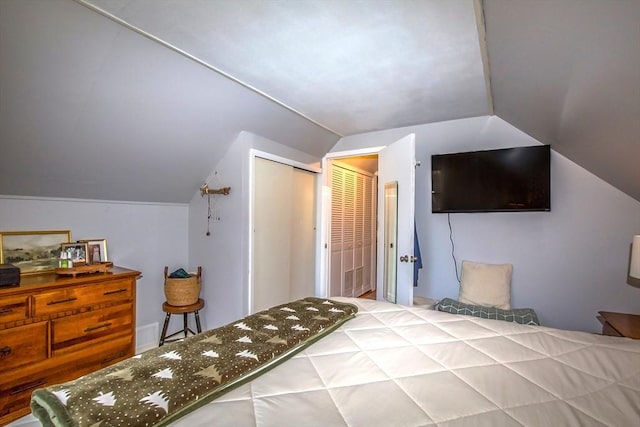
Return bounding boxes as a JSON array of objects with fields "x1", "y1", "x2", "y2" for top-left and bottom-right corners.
[{"x1": 173, "y1": 298, "x2": 640, "y2": 426}]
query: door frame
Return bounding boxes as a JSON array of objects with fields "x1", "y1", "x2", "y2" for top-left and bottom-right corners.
[
  {"x1": 319, "y1": 147, "x2": 385, "y2": 298},
  {"x1": 247, "y1": 149, "x2": 321, "y2": 314}
]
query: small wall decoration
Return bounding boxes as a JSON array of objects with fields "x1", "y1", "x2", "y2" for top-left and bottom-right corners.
[
  {"x1": 78, "y1": 239, "x2": 108, "y2": 264},
  {"x1": 0, "y1": 230, "x2": 71, "y2": 275},
  {"x1": 60, "y1": 242, "x2": 89, "y2": 266},
  {"x1": 199, "y1": 182, "x2": 231, "y2": 236}
]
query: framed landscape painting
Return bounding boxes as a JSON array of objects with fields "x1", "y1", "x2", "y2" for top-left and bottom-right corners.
[{"x1": 0, "y1": 230, "x2": 71, "y2": 275}]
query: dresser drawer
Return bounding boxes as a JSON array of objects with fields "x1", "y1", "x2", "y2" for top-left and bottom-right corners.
[
  {"x1": 86, "y1": 279, "x2": 133, "y2": 305},
  {"x1": 0, "y1": 332, "x2": 132, "y2": 420},
  {"x1": 0, "y1": 374, "x2": 50, "y2": 420},
  {"x1": 51, "y1": 303, "x2": 132, "y2": 354},
  {"x1": 32, "y1": 279, "x2": 133, "y2": 316},
  {"x1": 0, "y1": 322, "x2": 47, "y2": 372},
  {"x1": 32, "y1": 287, "x2": 86, "y2": 316},
  {"x1": 0, "y1": 295, "x2": 29, "y2": 324}
]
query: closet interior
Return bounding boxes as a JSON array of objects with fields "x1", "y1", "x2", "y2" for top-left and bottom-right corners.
[{"x1": 329, "y1": 155, "x2": 378, "y2": 298}]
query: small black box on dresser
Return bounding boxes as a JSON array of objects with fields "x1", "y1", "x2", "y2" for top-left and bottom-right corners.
[{"x1": 0, "y1": 264, "x2": 20, "y2": 287}]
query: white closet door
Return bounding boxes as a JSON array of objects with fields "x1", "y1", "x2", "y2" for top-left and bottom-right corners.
[
  {"x1": 342, "y1": 171, "x2": 356, "y2": 297},
  {"x1": 354, "y1": 174, "x2": 365, "y2": 297},
  {"x1": 289, "y1": 168, "x2": 316, "y2": 300},
  {"x1": 329, "y1": 164, "x2": 377, "y2": 298},
  {"x1": 253, "y1": 157, "x2": 293, "y2": 312},
  {"x1": 363, "y1": 175, "x2": 375, "y2": 293},
  {"x1": 329, "y1": 166, "x2": 344, "y2": 297}
]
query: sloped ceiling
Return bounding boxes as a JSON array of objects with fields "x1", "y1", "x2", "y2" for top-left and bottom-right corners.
[
  {"x1": 484, "y1": 0, "x2": 640, "y2": 203},
  {"x1": 83, "y1": 0, "x2": 491, "y2": 136},
  {"x1": 0, "y1": 0, "x2": 339, "y2": 203},
  {"x1": 0, "y1": 0, "x2": 638, "y2": 204}
]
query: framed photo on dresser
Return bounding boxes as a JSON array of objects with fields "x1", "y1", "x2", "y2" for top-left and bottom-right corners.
[
  {"x1": 78, "y1": 239, "x2": 109, "y2": 264},
  {"x1": 60, "y1": 242, "x2": 88, "y2": 265}
]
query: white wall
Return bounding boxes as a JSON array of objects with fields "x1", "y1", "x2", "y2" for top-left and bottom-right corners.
[
  {"x1": 188, "y1": 131, "x2": 319, "y2": 329},
  {"x1": 333, "y1": 116, "x2": 640, "y2": 333},
  {"x1": 6, "y1": 113, "x2": 636, "y2": 344},
  {"x1": 0, "y1": 196, "x2": 189, "y2": 349}
]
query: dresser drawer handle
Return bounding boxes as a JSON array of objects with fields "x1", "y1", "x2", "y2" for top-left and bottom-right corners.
[
  {"x1": 84, "y1": 322, "x2": 113, "y2": 333},
  {"x1": 0, "y1": 307, "x2": 13, "y2": 315},
  {"x1": 46, "y1": 296, "x2": 78, "y2": 305},
  {"x1": 104, "y1": 288, "x2": 127, "y2": 295},
  {"x1": 0, "y1": 346, "x2": 12, "y2": 358},
  {"x1": 10, "y1": 378, "x2": 47, "y2": 395}
]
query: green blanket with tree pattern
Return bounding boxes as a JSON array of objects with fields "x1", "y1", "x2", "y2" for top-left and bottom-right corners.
[{"x1": 31, "y1": 297, "x2": 358, "y2": 427}]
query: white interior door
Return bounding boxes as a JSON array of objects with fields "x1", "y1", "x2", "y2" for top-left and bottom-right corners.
[
  {"x1": 253, "y1": 157, "x2": 316, "y2": 313},
  {"x1": 253, "y1": 157, "x2": 293, "y2": 312},
  {"x1": 377, "y1": 134, "x2": 416, "y2": 306},
  {"x1": 289, "y1": 168, "x2": 316, "y2": 300}
]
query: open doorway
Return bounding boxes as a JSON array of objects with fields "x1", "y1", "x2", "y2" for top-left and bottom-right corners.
[
  {"x1": 320, "y1": 133, "x2": 416, "y2": 306},
  {"x1": 326, "y1": 154, "x2": 378, "y2": 298}
]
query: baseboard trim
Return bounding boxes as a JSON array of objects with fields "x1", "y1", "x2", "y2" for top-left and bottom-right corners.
[{"x1": 136, "y1": 322, "x2": 159, "y2": 353}]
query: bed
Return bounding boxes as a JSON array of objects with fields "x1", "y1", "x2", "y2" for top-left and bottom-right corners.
[{"x1": 32, "y1": 297, "x2": 640, "y2": 426}]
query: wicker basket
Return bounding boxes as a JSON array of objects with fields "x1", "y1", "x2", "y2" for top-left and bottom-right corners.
[{"x1": 164, "y1": 275, "x2": 200, "y2": 306}]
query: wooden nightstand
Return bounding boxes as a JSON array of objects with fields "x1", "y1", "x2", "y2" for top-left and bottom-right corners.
[{"x1": 597, "y1": 311, "x2": 640, "y2": 339}]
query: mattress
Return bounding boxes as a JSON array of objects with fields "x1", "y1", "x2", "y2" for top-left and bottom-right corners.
[{"x1": 171, "y1": 297, "x2": 640, "y2": 426}]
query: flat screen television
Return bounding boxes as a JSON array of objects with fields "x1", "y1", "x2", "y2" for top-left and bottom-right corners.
[{"x1": 431, "y1": 145, "x2": 550, "y2": 213}]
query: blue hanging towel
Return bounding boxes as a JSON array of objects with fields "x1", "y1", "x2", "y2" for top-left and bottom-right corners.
[{"x1": 413, "y1": 223, "x2": 423, "y2": 286}]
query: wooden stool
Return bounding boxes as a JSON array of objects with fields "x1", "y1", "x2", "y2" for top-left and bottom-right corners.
[{"x1": 159, "y1": 298, "x2": 205, "y2": 346}]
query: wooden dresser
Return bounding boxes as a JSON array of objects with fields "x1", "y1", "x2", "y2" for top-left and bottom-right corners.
[
  {"x1": 0, "y1": 266, "x2": 140, "y2": 424},
  {"x1": 598, "y1": 311, "x2": 640, "y2": 339}
]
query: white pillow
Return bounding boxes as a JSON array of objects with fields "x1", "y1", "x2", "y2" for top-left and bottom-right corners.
[{"x1": 458, "y1": 261, "x2": 512, "y2": 310}]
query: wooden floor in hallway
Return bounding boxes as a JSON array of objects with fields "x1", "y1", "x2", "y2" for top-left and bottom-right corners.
[{"x1": 358, "y1": 290, "x2": 376, "y2": 300}]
